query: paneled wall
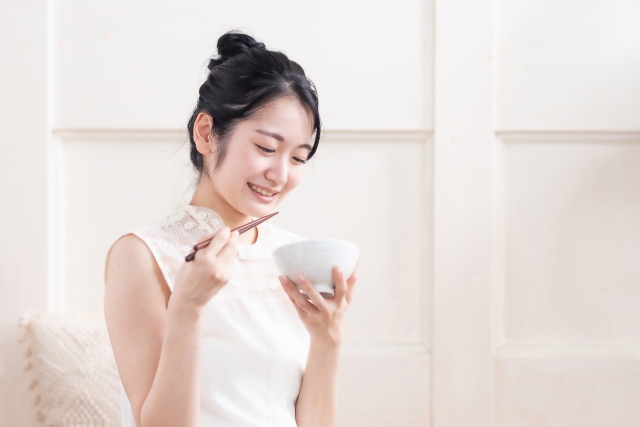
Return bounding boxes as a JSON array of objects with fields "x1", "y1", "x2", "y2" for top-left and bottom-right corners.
[
  {"x1": 433, "y1": 0, "x2": 640, "y2": 425},
  {"x1": 1, "y1": 0, "x2": 639, "y2": 425},
  {"x1": 496, "y1": 0, "x2": 640, "y2": 131},
  {"x1": 489, "y1": 0, "x2": 640, "y2": 425},
  {"x1": 23, "y1": 0, "x2": 434, "y2": 425},
  {"x1": 494, "y1": 133, "x2": 640, "y2": 425},
  {"x1": 52, "y1": 0, "x2": 431, "y2": 130},
  {"x1": 0, "y1": 0, "x2": 49, "y2": 425}
]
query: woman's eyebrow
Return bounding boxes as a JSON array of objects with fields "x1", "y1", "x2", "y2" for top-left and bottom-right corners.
[
  {"x1": 255, "y1": 129, "x2": 284, "y2": 141},
  {"x1": 255, "y1": 129, "x2": 312, "y2": 150}
]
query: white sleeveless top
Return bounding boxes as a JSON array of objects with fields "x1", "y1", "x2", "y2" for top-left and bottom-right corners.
[{"x1": 115, "y1": 203, "x2": 310, "y2": 427}]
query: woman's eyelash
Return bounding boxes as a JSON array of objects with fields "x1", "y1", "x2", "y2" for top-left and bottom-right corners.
[
  {"x1": 256, "y1": 144, "x2": 307, "y2": 164},
  {"x1": 256, "y1": 144, "x2": 275, "y2": 154}
]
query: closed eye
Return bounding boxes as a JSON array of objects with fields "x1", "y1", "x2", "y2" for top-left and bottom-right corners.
[
  {"x1": 257, "y1": 143, "x2": 307, "y2": 164},
  {"x1": 255, "y1": 144, "x2": 275, "y2": 154}
]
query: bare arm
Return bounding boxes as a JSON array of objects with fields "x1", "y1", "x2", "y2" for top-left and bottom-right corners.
[
  {"x1": 104, "y1": 228, "x2": 238, "y2": 427},
  {"x1": 295, "y1": 340, "x2": 341, "y2": 427},
  {"x1": 278, "y1": 265, "x2": 358, "y2": 427}
]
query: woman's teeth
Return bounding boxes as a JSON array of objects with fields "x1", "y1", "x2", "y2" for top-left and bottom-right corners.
[{"x1": 248, "y1": 183, "x2": 275, "y2": 197}]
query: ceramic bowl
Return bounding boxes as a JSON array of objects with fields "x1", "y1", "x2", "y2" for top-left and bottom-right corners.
[{"x1": 273, "y1": 239, "x2": 360, "y2": 298}]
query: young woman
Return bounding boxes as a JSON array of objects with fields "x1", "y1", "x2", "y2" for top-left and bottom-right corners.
[{"x1": 103, "y1": 31, "x2": 358, "y2": 427}]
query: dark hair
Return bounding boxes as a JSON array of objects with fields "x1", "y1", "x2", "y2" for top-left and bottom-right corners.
[{"x1": 187, "y1": 31, "x2": 321, "y2": 175}]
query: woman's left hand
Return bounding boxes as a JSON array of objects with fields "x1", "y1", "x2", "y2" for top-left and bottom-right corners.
[{"x1": 278, "y1": 263, "x2": 358, "y2": 347}]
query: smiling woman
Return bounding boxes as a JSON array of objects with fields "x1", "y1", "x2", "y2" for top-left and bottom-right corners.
[
  {"x1": 187, "y1": 32, "x2": 321, "y2": 172},
  {"x1": 103, "y1": 30, "x2": 358, "y2": 427},
  {"x1": 190, "y1": 96, "x2": 315, "y2": 231}
]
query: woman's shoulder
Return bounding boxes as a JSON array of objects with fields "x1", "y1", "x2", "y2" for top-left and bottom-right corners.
[
  {"x1": 105, "y1": 205, "x2": 205, "y2": 290},
  {"x1": 104, "y1": 233, "x2": 166, "y2": 287}
]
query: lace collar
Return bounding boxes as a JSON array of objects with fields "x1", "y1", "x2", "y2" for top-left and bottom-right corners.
[{"x1": 178, "y1": 203, "x2": 272, "y2": 260}]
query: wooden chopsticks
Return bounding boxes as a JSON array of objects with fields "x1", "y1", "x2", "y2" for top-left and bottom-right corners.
[{"x1": 184, "y1": 212, "x2": 279, "y2": 262}]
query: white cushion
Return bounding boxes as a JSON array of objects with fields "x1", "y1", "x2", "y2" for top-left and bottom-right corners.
[{"x1": 20, "y1": 310, "x2": 120, "y2": 426}]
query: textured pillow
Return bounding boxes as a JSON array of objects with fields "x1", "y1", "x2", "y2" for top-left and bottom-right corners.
[{"x1": 19, "y1": 310, "x2": 120, "y2": 427}]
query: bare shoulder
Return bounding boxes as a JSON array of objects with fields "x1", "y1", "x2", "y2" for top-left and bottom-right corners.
[
  {"x1": 104, "y1": 233, "x2": 170, "y2": 419},
  {"x1": 105, "y1": 233, "x2": 171, "y2": 306},
  {"x1": 104, "y1": 234, "x2": 171, "y2": 335}
]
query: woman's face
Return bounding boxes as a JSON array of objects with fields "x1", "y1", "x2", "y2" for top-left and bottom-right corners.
[{"x1": 208, "y1": 96, "x2": 314, "y2": 219}]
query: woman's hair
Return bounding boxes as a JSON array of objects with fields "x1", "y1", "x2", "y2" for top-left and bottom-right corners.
[{"x1": 187, "y1": 31, "x2": 321, "y2": 175}]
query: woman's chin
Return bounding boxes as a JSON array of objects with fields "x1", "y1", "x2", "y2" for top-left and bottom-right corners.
[{"x1": 240, "y1": 200, "x2": 279, "y2": 219}]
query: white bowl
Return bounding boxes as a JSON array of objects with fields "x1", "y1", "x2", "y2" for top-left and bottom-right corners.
[{"x1": 273, "y1": 239, "x2": 360, "y2": 298}]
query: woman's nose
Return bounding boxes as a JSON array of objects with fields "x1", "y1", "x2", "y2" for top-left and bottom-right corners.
[{"x1": 265, "y1": 157, "x2": 287, "y2": 186}]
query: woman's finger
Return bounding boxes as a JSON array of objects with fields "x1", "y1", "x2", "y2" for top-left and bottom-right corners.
[
  {"x1": 279, "y1": 276, "x2": 317, "y2": 313},
  {"x1": 345, "y1": 262, "x2": 358, "y2": 304},
  {"x1": 199, "y1": 227, "x2": 231, "y2": 257},
  {"x1": 332, "y1": 266, "x2": 347, "y2": 303},
  {"x1": 296, "y1": 273, "x2": 329, "y2": 314},
  {"x1": 286, "y1": 291, "x2": 308, "y2": 319}
]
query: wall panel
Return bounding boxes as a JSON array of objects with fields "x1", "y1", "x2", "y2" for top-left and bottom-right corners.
[
  {"x1": 338, "y1": 349, "x2": 430, "y2": 426},
  {"x1": 503, "y1": 135, "x2": 640, "y2": 345},
  {"x1": 495, "y1": 347, "x2": 640, "y2": 426},
  {"x1": 62, "y1": 131, "x2": 194, "y2": 320},
  {"x1": 273, "y1": 133, "x2": 432, "y2": 346},
  {"x1": 61, "y1": 131, "x2": 432, "y2": 347},
  {"x1": 496, "y1": 0, "x2": 640, "y2": 130},
  {"x1": 53, "y1": 0, "x2": 432, "y2": 130},
  {"x1": 58, "y1": 130, "x2": 433, "y2": 424}
]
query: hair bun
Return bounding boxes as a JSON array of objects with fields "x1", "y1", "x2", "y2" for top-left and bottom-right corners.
[{"x1": 208, "y1": 32, "x2": 266, "y2": 70}]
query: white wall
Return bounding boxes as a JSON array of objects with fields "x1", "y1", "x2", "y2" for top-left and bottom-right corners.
[
  {"x1": 52, "y1": 2, "x2": 433, "y2": 425},
  {"x1": 53, "y1": 0, "x2": 431, "y2": 130},
  {"x1": 0, "y1": 0, "x2": 49, "y2": 425},
  {"x1": 1, "y1": 0, "x2": 639, "y2": 425},
  {"x1": 490, "y1": 1, "x2": 640, "y2": 423},
  {"x1": 3, "y1": 0, "x2": 434, "y2": 425}
]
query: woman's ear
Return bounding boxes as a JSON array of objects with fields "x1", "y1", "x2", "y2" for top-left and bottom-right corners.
[{"x1": 193, "y1": 112, "x2": 215, "y2": 155}]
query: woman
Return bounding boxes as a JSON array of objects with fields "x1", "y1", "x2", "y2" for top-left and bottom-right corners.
[{"x1": 103, "y1": 31, "x2": 358, "y2": 427}]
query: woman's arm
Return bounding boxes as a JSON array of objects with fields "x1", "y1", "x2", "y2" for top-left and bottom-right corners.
[
  {"x1": 104, "y1": 228, "x2": 238, "y2": 427},
  {"x1": 279, "y1": 265, "x2": 358, "y2": 427},
  {"x1": 295, "y1": 339, "x2": 342, "y2": 427},
  {"x1": 104, "y1": 235, "x2": 202, "y2": 427}
]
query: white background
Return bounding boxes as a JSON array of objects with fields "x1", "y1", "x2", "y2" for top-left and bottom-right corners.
[{"x1": 1, "y1": 0, "x2": 639, "y2": 425}]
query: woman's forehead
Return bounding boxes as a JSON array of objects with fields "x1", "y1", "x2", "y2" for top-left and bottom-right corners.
[{"x1": 241, "y1": 98, "x2": 314, "y2": 143}]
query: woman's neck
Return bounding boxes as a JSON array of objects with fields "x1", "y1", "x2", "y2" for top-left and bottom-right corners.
[{"x1": 189, "y1": 178, "x2": 258, "y2": 245}]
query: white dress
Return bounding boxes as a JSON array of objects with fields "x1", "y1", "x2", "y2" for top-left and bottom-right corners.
[{"x1": 110, "y1": 203, "x2": 310, "y2": 427}]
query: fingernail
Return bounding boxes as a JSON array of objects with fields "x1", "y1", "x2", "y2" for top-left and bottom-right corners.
[{"x1": 297, "y1": 273, "x2": 305, "y2": 282}]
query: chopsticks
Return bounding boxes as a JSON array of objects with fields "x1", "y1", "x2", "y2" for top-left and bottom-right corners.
[{"x1": 184, "y1": 212, "x2": 279, "y2": 262}]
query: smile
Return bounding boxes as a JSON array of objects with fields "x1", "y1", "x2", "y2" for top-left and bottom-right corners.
[{"x1": 247, "y1": 182, "x2": 278, "y2": 197}]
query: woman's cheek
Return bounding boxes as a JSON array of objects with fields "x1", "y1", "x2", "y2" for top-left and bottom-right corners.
[
  {"x1": 239, "y1": 151, "x2": 264, "y2": 175},
  {"x1": 286, "y1": 168, "x2": 304, "y2": 192}
]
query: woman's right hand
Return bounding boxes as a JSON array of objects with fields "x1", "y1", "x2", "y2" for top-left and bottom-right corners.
[{"x1": 170, "y1": 227, "x2": 240, "y2": 313}]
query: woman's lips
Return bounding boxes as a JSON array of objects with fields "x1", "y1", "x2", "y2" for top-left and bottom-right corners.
[
  {"x1": 248, "y1": 182, "x2": 278, "y2": 196},
  {"x1": 247, "y1": 182, "x2": 277, "y2": 202}
]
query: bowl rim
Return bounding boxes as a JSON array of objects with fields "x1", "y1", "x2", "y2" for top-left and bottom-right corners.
[{"x1": 273, "y1": 238, "x2": 359, "y2": 255}]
